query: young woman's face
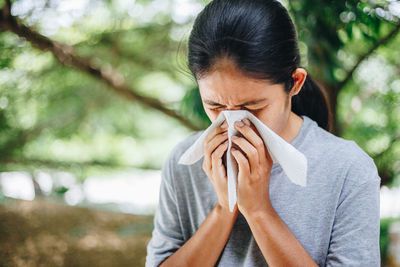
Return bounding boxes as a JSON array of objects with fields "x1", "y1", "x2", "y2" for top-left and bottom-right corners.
[{"x1": 197, "y1": 59, "x2": 298, "y2": 135}]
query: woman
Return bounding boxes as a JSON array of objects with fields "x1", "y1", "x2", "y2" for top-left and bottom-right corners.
[{"x1": 146, "y1": 0, "x2": 381, "y2": 266}]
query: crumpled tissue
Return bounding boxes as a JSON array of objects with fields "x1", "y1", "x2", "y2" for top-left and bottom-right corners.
[{"x1": 178, "y1": 110, "x2": 307, "y2": 212}]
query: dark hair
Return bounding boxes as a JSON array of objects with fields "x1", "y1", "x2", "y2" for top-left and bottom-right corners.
[{"x1": 187, "y1": 0, "x2": 332, "y2": 131}]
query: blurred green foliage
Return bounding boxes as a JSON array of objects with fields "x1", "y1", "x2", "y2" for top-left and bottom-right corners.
[
  {"x1": 0, "y1": 2, "x2": 399, "y2": 265},
  {"x1": 0, "y1": 0, "x2": 399, "y2": 187}
]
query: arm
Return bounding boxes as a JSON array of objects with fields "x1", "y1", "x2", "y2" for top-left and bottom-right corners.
[
  {"x1": 160, "y1": 204, "x2": 238, "y2": 267},
  {"x1": 145, "y1": 140, "x2": 239, "y2": 267},
  {"x1": 325, "y1": 175, "x2": 381, "y2": 266},
  {"x1": 240, "y1": 171, "x2": 381, "y2": 267},
  {"x1": 161, "y1": 120, "x2": 240, "y2": 266},
  {"x1": 229, "y1": 119, "x2": 317, "y2": 266},
  {"x1": 243, "y1": 161, "x2": 381, "y2": 267},
  {"x1": 244, "y1": 204, "x2": 318, "y2": 267}
]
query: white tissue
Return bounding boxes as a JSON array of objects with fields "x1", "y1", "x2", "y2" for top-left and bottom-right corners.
[{"x1": 178, "y1": 110, "x2": 307, "y2": 212}]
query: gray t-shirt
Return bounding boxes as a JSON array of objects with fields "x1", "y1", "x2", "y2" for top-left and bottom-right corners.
[{"x1": 145, "y1": 115, "x2": 381, "y2": 267}]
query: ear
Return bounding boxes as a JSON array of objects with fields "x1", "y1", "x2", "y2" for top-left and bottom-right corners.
[{"x1": 289, "y1": 68, "x2": 307, "y2": 97}]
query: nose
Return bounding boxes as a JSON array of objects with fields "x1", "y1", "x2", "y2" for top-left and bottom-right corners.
[{"x1": 225, "y1": 106, "x2": 242, "y2": 111}]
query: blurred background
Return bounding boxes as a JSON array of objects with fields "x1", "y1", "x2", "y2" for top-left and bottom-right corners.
[{"x1": 0, "y1": 0, "x2": 399, "y2": 266}]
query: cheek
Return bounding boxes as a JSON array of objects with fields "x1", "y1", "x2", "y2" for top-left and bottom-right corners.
[
  {"x1": 205, "y1": 109, "x2": 219, "y2": 122},
  {"x1": 262, "y1": 104, "x2": 290, "y2": 133},
  {"x1": 255, "y1": 106, "x2": 283, "y2": 132},
  {"x1": 260, "y1": 101, "x2": 287, "y2": 119}
]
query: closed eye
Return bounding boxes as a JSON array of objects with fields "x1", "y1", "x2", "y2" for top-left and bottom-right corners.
[{"x1": 209, "y1": 107, "x2": 264, "y2": 112}]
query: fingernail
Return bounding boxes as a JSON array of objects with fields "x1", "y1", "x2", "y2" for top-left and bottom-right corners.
[
  {"x1": 223, "y1": 140, "x2": 228, "y2": 144},
  {"x1": 231, "y1": 135, "x2": 238, "y2": 139},
  {"x1": 244, "y1": 119, "x2": 251, "y2": 126},
  {"x1": 221, "y1": 121, "x2": 228, "y2": 128},
  {"x1": 236, "y1": 121, "x2": 244, "y2": 127},
  {"x1": 222, "y1": 131, "x2": 227, "y2": 135}
]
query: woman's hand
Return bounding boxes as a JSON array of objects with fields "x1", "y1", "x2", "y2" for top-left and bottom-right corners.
[
  {"x1": 203, "y1": 120, "x2": 239, "y2": 215},
  {"x1": 230, "y1": 118, "x2": 273, "y2": 217}
]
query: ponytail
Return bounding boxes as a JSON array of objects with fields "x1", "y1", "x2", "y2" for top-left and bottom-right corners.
[{"x1": 291, "y1": 74, "x2": 332, "y2": 132}]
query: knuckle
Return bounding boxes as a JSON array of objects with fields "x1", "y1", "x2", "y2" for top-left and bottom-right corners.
[
  {"x1": 216, "y1": 159, "x2": 222, "y2": 167},
  {"x1": 249, "y1": 148, "x2": 257, "y2": 157},
  {"x1": 254, "y1": 139, "x2": 263, "y2": 147},
  {"x1": 211, "y1": 151, "x2": 218, "y2": 161},
  {"x1": 203, "y1": 144, "x2": 210, "y2": 155},
  {"x1": 214, "y1": 142, "x2": 225, "y2": 155},
  {"x1": 205, "y1": 131, "x2": 214, "y2": 142},
  {"x1": 217, "y1": 133, "x2": 227, "y2": 143}
]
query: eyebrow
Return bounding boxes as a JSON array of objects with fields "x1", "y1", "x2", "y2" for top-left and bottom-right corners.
[{"x1": 203, "y1": 98, "x2": 267, "y2": 107}]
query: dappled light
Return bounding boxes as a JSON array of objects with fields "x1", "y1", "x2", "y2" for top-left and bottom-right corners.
[{"x1": 0, "y1": 0, "x2": 399, "y2": 265}]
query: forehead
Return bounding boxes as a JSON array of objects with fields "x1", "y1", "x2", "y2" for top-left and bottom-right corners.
[{"x1": 197, "y1": 62, "x2": 283, "y2": 102}]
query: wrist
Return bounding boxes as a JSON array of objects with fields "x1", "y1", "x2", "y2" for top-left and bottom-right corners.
[
  {"x1": 215, "y1": 203, "x2": 239, "y2": 221},
  {"x1": 242, "y1": 202, "x2": 275, "y2": 221}
]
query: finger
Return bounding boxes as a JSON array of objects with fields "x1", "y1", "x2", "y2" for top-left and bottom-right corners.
[
  {"x1": 203, "y1": 126, "x2": 228, "y2": 173},
  {"x1": 204, "y1": 119, "x2": 228, "y2": 144},
  {"x1": 204, "y1": 132, "x2": 228, "y2": 171},
  {"x1": 211, "y1": 140, "x2": 228, "y2": 167},
  {"x1": 202, "y1": 155, "x2": 211, "y2": 174},
  {"x1": 230, "y1": 148, "x2": 250, "y2": 183},
  {"x1": 205, "y1": 131, "x2": 228, "y2": 156},
  {"x1": 211, "y1": 140, "x2": 229, "y2": 180},
  {"x1": 245, "y1": 118, "x2": 262, "y2": 139},
  {"x1": 231, "y1": 136, "x2": 259, "y2": 174},
  {"x1": 234, "y1": 119, "x2": 267, "y2": 165}
]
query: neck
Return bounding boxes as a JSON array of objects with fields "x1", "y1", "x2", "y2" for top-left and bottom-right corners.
[{"x1": 280, "y1": 112, "x2": 304, "y2": 143}]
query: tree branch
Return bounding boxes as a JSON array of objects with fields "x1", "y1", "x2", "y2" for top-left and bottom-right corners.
[
  {"x1": 335, "y1": 23, "x2": 400, "y2": 93},
  {"x1": 4, "y1": 0, "x2": 11, "y2": 16},
  {"x1": 0, "y1": 7, "x2": 203, "y2": 131}
]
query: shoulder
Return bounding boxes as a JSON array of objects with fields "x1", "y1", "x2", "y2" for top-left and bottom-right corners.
[
  {"x1": 341, "y1": 140, "x2": 380, "y2": 184},
  {"x1": 304, "y1": 116, "x2": 380, "y2": 184}
]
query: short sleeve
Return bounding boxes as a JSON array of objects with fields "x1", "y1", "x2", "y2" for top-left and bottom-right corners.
[
  {"x1": 145, "y1": 152, "x2": 185, "y2": 267},
  {"x1": 325, "y1": 163, "x2": 381, "y2": 266}
]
